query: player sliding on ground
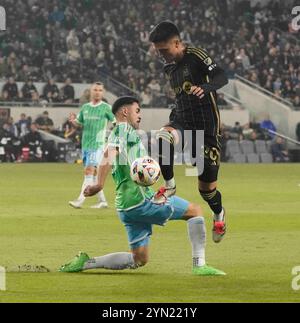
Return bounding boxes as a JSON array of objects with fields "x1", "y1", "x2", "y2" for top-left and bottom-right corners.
[
  {"x1": 68, "y1": 82, "x2": 115, "y2": 209},
  {"x1": 59, "y1": 96, "x2": 225, "y2": 276}
]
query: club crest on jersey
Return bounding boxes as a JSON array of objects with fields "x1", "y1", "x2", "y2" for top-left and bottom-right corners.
[
  {"x1": 204, "y1": 57, "x2": 213, "y2": 66},
  {"x1": 183, "y1": 81, "x2": 193, "y2": 94}
]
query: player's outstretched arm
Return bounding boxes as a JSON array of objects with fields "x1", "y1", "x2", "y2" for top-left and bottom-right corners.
[{"x1": 84, "y1": 146, "x2": 119, "y2": 197}]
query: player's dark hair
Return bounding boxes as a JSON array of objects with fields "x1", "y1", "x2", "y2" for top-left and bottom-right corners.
[
  {"x1": 149, "y1": 20, "x2": 180, "y2": 43},
  {"x1": 93, "y1": 81, "x2": 103, "y2": 86},
  {"x1": 112, "y1": 96, "x2": 140, "y2": 115}
]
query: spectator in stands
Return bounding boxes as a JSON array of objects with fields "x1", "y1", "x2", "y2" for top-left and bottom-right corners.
[
  {"x1": 21, "y1": 79, "x2": 38, "y2": 101},
  {"x1": 282, "y1": 80, "x2": 296, "y2": 99},
  {"x1": 31, "y1": 91, "x2": 40, "y2": 105},
  {"x1": 237, "y1": 48, "x2": 251, "y2": 71},
  {"x1": 260, "y1": 115, "x2": 277, "y2": 139},
  {"x1": 273, "y1": 77, "x2": 282, "y2": 92},
  {"x1": 6, "y1": 117, "x2": 18, "y2": 138},
  {"x1": 220, "y1": 123, "x2": 231, "y2": 162},
  {"x1": 292, "y1": 96, "x2": 300, "y2": 110},
  {"x1": 60, "y1": 78, "x2": 75, "y2": 104},
  {"x1": 147, "y1": 78, "x2": 161, "y2": 96},
  {"x1": 249, "y1": 130, "x2": 258, "y2": 142},
  {"x1": 42, "y1": 79, "x2": 60, "y2": 103},
  {"x1": 18, "y1": 64, "x2": 32, "y2": 82},
  {"x1": 79, "y1": 88, "x2": 90, "y2": 105},
  {"x1": 242, "y1": 123, "x2": 254, "y2": 140},
  {"x1": 2, "y1": 77, "x2": 19, "y2": 101},
  {"x1": 49, "y1": 5, "x2": 65, "y2": 23},
  {"x1": 217, "y1": 93, "x2": 228, "y2": 106},
  {"x1": 231, "y1": 121, "x2": 243, "y2": 140},
  {"x1": 226, "y1": 62, "x2": 237, "y2": 79},
  {"x1": 6, "y1": 52, "x2": 20, "y2": 77},
  {"x1": 82, "y1": 38, "x2": 96, "y2": 58},
  {"x1": 0, "y1": 57, "x2": 8, "y2": 79},
  {"x1": 147, "y1": 78, "x2": 161, "y2": 105},
  {"x1": 15, "y1": 113, "x2": 30, "y2": 137},
  {"x1": 21, "y1": 123, "x2": 44, "y2": 162},
  {"x1": 62, "y1": 118, "x2": 80, "y2": 145},
  {"x1": 0, "y1": 122, "x2": 21, "y2": 162},
  {"x1": 35, "y1": 111, "x2": 54, "y2": 133},
  {"x1": 271, "y1": 137, "x2": 290, "y2": 162},
  {"x1": 66, "y1": 30, "x2": 80, "y2": 62},
  {"x1": 0, "y1": 0, "x2": 298, "y2": 108},
  {"x1": 140, "y1": 87, "x2": 153, "y2": 107}
]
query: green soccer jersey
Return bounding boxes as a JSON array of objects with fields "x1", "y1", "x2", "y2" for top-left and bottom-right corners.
[
  {"x1": 76, "y1": 101, "x2": 115, "y2": 150},
  {"x1": 107, "y1": 122, "x2": 154, "y2": 210}
]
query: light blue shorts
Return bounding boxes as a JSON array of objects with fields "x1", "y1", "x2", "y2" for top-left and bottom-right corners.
[
  {"x1": 118, "y1": 196, "x2": 189, "y2": 249},
  {"x1": 82, "y1": 149, "x2": 104, "y2": 167}
]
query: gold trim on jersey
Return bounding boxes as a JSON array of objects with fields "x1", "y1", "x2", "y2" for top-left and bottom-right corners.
[
  {"x1": 206, "y1": 75, "x2": 221, "y2": 140},
  {"x1": 186, "y1": 47, "x2": 208, "y2": 60}
]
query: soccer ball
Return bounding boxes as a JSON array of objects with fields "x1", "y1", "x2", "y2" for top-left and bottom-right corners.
[{"x1": 130, "y1": 156, "x2": 161, "y2": 187}]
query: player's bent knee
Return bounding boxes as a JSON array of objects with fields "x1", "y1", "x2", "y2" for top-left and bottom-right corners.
[{"x1": 184, "y1": 203, "x2": 202, "y2": 217}]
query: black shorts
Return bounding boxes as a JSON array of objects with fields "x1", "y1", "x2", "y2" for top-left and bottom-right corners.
[{"x1": 165, "y1": 120, "x2": 221, "y2": 183}]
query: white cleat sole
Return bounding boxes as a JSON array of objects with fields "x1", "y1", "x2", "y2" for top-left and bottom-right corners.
[{"x1": 69, "y1": 201, "x2": 83, "y2": 209}]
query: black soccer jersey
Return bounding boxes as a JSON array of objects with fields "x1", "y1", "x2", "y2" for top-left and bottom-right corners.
[{"x1": 164, "y1": 46, "x2": 225, "y2": 136}]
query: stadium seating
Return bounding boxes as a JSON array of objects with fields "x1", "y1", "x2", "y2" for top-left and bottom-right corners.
[
  {"x1": 232, "y1": 153, "x2": 246, "y2": 163},
  {"x1": 240, "y1": 140, "x2": 255, "y2": 154},
  {"x1": 226, "y1": 139, "x2": 274, "y2": 163},
  {"x1": 247, "y1": 153, "x2": 260, "y2": 163},
  {"x1": 266, "y1": 141, "x2": 273, "y2": 153},
  {"x1": 226, "y1": 140, "x2": 241, "y2": 159},
  {"x1": 255, "y1": 140, "x2": 268, "y2": 154},
  {"x1": 260, "y1": 153, "x2": 273, "y2": 163}
]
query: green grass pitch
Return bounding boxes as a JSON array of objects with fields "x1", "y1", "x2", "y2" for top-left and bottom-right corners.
[{"x1": 0, "y1": 163, "x2": 300, "y2": 303}]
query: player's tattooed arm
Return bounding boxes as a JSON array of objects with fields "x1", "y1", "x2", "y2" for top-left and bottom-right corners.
[{"x1": 84, "y1": 146, "x2": 119, "y2": 197}]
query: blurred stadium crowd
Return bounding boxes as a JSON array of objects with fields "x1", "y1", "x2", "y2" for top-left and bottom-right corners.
[
  {"x1": 0, "y1": 0, "x2": 299, "y2": 108},
  {"x1": 1, "y1": 109, "x2": 298, "y2": 163}
]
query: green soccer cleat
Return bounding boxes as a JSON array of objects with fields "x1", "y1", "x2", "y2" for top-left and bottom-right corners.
[
  {"x1": 59, "y1": 252, "x2": 90, "y2": 273},
  {"x1": 192, "y1": 264, "x2": 226, "y2": 276}
]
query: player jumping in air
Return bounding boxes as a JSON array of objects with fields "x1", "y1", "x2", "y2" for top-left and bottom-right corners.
[
  {"x1": 59, "y1": 96, "x2": 226, "y2": 276},
  {"x1": 149, "y1": 21, "x2": 228, "y2": 243},
  {"x1": 68, "y1": 82, "x2": 115, "y2": 209}
]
